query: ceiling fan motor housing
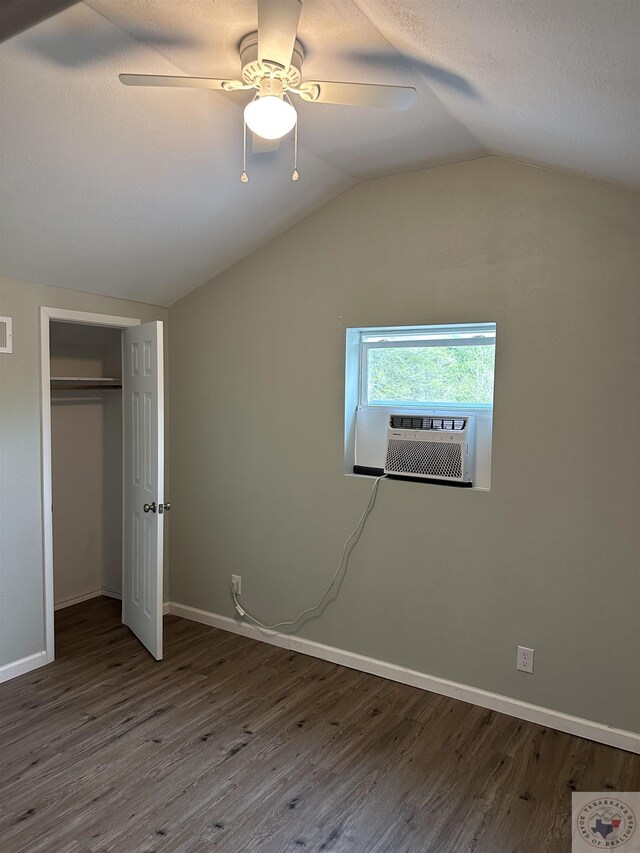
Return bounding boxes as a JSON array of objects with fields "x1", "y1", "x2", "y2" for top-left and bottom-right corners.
[{"x1": 239, "y1": 31, "x2": 303, "y2": 89}]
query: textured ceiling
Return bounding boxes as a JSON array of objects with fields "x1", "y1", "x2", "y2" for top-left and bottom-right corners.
[{"x1": 0, "y1": 0, "x2": 638, "y2": 306}]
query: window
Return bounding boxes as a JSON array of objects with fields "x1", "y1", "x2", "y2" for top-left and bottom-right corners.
[
  {"x1": 345, "y1": 323, "x2": 497, "y2": 489},
  {"x1": 360, "y1": 325, "x2": 496, "y2": 409}
]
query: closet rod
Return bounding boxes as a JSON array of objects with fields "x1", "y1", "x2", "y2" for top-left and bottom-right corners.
[{"x1": 50, "y1": 384, "x2": 122, "y2": 391}]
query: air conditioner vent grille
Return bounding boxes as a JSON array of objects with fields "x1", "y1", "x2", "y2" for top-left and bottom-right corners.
[
  {"x1": 386, "y1": 439, "x2": 463, "y2": 479},
  {"x1": 389, "y1": 415, "x2": 466, "y2": 431}
]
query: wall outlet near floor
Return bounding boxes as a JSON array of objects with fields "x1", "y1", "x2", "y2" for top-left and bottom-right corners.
[
  {"x1": 231, "y1": 575, "x2": 241, "y2": 595},
  {"x1": 517, "y1": 646, "x2": 534, "y2": 673}
]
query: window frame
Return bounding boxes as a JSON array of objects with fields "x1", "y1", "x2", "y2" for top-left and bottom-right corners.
[{"x1": 358, "y1": 323, "x2": 497, "y2": 411}]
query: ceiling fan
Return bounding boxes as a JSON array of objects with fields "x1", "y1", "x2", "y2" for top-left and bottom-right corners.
[{"x1": 119, "y1": 0, "x2": 416, "y2": 180}]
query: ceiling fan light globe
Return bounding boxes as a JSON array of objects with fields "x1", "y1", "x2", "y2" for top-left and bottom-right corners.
[{"x1": 244, "y1": 96, "x2": 297, "y2": 140}]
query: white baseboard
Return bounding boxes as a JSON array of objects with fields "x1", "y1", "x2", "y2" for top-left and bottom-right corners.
[
  {"x1": 166, "y1": 601, "x2": 640, "y2": 755},
  {"x1": 2, "y1": 600, "x2": 170, "y2": 685},
  {"x1": 101, "y1": 587, "x2": 122, "y2": 601},
  {"x1": 71, "y1": 588, "x2": 164, "y2": 613},
  {"x1": 103, "y1": 589, "x2": 167, "y2": 615},
  {"x1": 54, "y1": 590, "x2": 102, "y2": 610},
  {"x1": 0, "y1": 651, "x2": 48, "y2": 684}
]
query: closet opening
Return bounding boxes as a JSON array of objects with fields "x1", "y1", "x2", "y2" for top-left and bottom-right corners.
[
  {"x1": 40, "y1": 307, "x2": 166, "y2": 665},
  {"x1": 50, "y1": 322, "x2": 124, "y2": 632}
]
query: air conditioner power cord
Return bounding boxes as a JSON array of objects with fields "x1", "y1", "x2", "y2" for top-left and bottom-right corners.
[{"x1": 231, "y1": 475, "x2": 386, "y2": 630}]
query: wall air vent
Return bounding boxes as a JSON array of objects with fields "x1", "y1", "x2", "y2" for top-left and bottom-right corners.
[
  {"x1": 384, "y1": 413, "x2": 475, "y2": 485},
  {"x1": 0, "y1": 317, "x2": 12, "y2": 353}
]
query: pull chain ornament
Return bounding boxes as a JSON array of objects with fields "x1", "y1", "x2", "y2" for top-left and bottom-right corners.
[
  {"x1": 241, "y1": 116, "x2": 249, "y2": 182},
  {"x1": 289, "y1": 94, "x2": 300, "y2": 181}
]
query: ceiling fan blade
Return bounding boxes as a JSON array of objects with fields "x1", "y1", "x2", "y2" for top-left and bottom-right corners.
[
  {"x1": 258, "y1": 0, "x2": 301, "y2": 69},
  {"x1": 252, "y1": 134, "x2": 280, "y2": 154},
  {"x1": 119, "y1": 74, "x2": 236, "y2": 90},
  {"x1": 299, "y1": 81, "x2": 416, "y2": 111},
  {"x1": 0, "y1": 0, "x2": 78, "y2": 43}
]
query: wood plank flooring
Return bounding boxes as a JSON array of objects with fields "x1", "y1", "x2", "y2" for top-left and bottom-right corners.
[{"x1": 1, "y1": 597, "x2": 638, "y2": 853}]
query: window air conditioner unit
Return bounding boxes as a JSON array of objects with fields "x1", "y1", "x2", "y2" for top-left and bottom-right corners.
[{"x1": 384, "y1": 414, "x2": 475, "y2": 486}]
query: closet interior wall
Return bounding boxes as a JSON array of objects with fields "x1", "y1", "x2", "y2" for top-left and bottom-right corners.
[{"x1": 50, "y1": 323, "x2": 123, "y2": 609}]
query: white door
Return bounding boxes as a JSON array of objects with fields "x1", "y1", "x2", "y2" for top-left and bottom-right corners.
[{"x1": 122, "y1": 321, "x2": 164, "y2": 660}]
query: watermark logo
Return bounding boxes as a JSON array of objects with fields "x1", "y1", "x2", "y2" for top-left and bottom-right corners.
[{"x1": 572, "y1": 793, "x2": 638, "y2": 850}]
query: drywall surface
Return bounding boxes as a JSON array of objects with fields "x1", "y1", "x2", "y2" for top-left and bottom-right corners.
[
  {"x1": 0, "y1": 277, "x2": 168, "y2": 668},
  {"x1": 169, "y1": 157, "x2": 640, "y2": 733},
  {"x1": 102, "y1": 391, "x2": 123, "y2": 597},
  {"x1": 51, "y1": 401, "x2": 106, "y2": 604}
]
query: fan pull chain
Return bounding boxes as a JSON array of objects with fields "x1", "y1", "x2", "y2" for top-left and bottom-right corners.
[
  {"x1": 241, "y1": 118, "x2": 249, "y2": 183},
  {"x1": 292, "y1": 121, "x2": 299, "y2": 181},
  {"x1": 287, "y1": 93, "x2": 300, "y2": 181}
]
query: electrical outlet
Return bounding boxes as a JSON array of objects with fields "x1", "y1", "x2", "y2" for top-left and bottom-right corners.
[
  {"x1": 231, "y1": 575, "x2": 241, "y2": 596},
  {"x1": 517, "y1": 646, "x2": 534, "y2": 673}
]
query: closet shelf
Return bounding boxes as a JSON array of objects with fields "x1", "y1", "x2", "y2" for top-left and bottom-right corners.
[{"x1": 50, "y1": 377, "x2": 122, "y2": 390}]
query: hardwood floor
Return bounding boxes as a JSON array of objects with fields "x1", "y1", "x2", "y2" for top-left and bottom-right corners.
[{"x1": 0, "y1": 597, "x2": 638, "y2": 853}]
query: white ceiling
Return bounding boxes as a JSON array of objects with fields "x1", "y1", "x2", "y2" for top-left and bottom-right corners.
[{"x1": 1, "y1": 0, "x2": 638, "y2": 306}]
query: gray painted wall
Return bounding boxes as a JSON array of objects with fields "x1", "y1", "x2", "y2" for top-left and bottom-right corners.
[
  {"x1": 51, "y1": 401, "x2": 109, "y2": 604},
  {"x1": 169, "y1": 157, "x2": 640, "y2": 733},
  {"x1": 0, "y1": 277, "x2": 168, "y2": 667}
]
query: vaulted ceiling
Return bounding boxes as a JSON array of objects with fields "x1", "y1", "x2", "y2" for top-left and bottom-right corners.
[{"x1": 1, "y1": 0, "x2": 638, "y2": 306}]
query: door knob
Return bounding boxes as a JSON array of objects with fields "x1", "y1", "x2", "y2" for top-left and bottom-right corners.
[
  {"x1": 143, "y1": 501, "x2": 157, "y2": 513},
  {"x1": 162, "y1": 502, "x2": 171, "y2": 512},
  {"x1": 157, "y1": 502, "x2": 171, "y2": 514}
]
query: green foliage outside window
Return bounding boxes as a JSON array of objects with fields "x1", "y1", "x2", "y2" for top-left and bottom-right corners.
[{"x1": 367, "y1": 345, "x2": 495, "y2": 405}]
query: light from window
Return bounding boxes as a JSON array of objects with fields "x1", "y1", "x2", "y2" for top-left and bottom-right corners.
[{"x1": 361, "y1": 324, "x2": 496, "y2": 408}]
